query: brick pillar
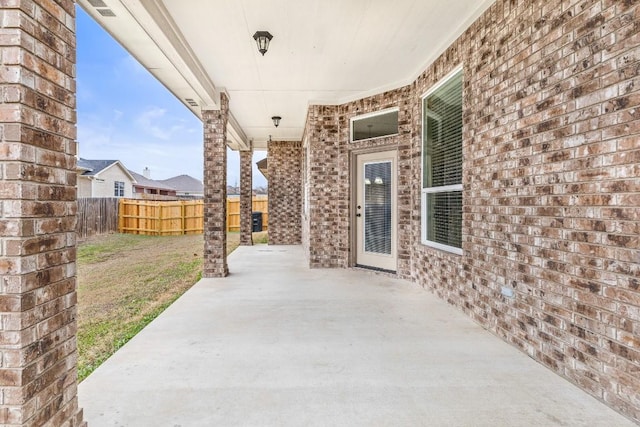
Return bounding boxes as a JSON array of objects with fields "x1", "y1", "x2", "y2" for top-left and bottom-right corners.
[
  {"x1": 267, "y1": 141, "x2": 303, "y2": 245},
  {"x1": 202, "y1": 94, "x2": 229, "y2": 277},
  {"x1": 239, "y1": 149, "x2": 253, "y2": 245},
  {"x1": 0, "y1": 1, "x2": 85, "y2": 426}
]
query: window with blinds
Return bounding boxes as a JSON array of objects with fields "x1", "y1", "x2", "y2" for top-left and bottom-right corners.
[
  {"x1": 421, "y1": 67, "x2": 463, "y2": 254},
  {"x1": 364, "y1": 161, "x2": 392, "y2": 255}
]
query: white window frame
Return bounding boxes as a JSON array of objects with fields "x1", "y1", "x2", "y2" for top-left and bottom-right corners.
[
  {"x1": 350, "y1": 107, "x2": 400, "y2": 142},
  {"x1": 114, "y1": 180, "x2": 125, "y2": 197},
  {"x1": 420, "y1": 65, "x2": 463, "y2": 255}
]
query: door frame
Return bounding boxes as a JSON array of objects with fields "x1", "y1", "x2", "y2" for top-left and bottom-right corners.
[{"x1": 350, "y1": 147, "x2": 399, "y2": 272}]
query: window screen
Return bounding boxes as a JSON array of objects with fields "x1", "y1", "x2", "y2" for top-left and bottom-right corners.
[{"x1": 422, "y1": 69, "x2": 463, "y2": 252}]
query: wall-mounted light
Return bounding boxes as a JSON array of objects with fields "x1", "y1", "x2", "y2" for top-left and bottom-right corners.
[
  {"x1": 272, "y1": 116, "x2": 282, "y2": 128},
  {"x1": 253, "y1": 31, "x2": 273, "y2": 56}
]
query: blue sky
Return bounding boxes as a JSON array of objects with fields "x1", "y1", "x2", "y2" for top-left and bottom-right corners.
[{"x1": 76, "y1": 6, "x2": 267, "y2": 187}]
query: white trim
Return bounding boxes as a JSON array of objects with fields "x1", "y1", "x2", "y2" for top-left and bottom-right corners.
[
  {"x1": 423, "y1": 184, "x2": 463, "y2": 193},
  {"x1": 355, "y1": 150, "x2": 398, "y2": 271},
  {"x1": 350, "y1": 107, "x2": 400, "y2": 143},
  {"x1": 97, "y1": 161, "x2": 137, "y2": 183},
  {"x1": 410, "y1": 0, "x2": 494, "y2": 88},
  {"x1": 423, "y1": 239, "x2": 464, "y2": 256},
  {"x1": 310, "y1": 0, "x2": 494, "y2": 106},
  {"x1": 420, "y1": 64, "x2": 464, "y2": 99},
  {"x1": 420, "y1": 67, "x2": 464, "y2": 253},
  {"x1": 420, "y1": 190, "x2": 463, "y2": 255},
  {"x1": 351, "y1": 106, "x2": 399, "y2": 121}
]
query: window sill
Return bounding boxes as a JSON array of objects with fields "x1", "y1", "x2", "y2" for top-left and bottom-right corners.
[{"x1": 421, "y1": 240, "x2": 463, "y2": 256}]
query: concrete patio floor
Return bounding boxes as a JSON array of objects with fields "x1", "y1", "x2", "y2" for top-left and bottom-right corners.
[{"x1": 79, "y1": 245, "x2": 634, "y2": 426}]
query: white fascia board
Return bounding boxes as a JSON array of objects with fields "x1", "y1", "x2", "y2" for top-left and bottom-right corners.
[
  {"x1": 120, "y1": 0, "x2": 218, "y2": 108},
  {"x1": 227, "y1": 112, "x2": 249, "y2": 151}
]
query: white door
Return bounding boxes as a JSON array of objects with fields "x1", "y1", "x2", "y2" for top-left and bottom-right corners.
[{"x1": 355, "y1": 150, "x2": 397, "y2": 272}]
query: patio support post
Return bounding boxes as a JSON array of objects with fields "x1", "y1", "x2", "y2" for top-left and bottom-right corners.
[
  {"x1": 202, "y1": 94, "x2": 229, "y2": 277},
  {"x1": 239, "y1": 148, "x2": 253, "y2": 245},
  {"x1": 0, "y1": 1, "x2": 85, "y2": 426}
]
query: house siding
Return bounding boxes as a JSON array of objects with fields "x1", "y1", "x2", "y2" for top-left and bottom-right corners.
[
  {"x1": 88, "y1": 165, "x2": 134, "y2": 198},
  {"x1": 302, "y1": 0, "x2": 640, "y2": 421},
  {"x1": 77, "y1": 176, "x2": 92, "y2": 198},
  {"x1": 268, "y1": 141, "x2": 303, "y2": 245}
]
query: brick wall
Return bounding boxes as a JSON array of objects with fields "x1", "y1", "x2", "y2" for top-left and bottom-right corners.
[
  {"x1": 302, "y1": 0, "x2": 640, "y2": 421},
  {"x1": 239, "y1": 149, "x2": 253, "y2": 246},
  {"x1": 410, "y1": 0, "x2": 640, "y2": 421},
  {"x1": 0, "y1": 0, "x2": 85, "y2": 425},
  {"x1": 336, "y1": 88, "x2": 414, "y2": 277},
  {"x1": 304, "y1": 106, "x2": 348, "y2": 267},
  {"x1": 301, "y1": 139, "x2": 310, "y2": 258},
  {"x1": 267, "y1": 141, "x2": 302, "y2": 245},
  {"x1": 202, "y1": 96, "x2": 229, "y2": 277},
  {"x1": 304, "y1": 89, "x2": 414, "y2": 274}
]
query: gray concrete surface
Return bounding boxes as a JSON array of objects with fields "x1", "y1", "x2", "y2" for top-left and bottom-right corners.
[{"x1": 79, "y1": 245, "x2": 635, "y2": 426}]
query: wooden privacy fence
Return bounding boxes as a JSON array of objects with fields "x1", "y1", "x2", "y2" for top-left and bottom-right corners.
[
  {"x1": 77, "y1": 197, "x2": 119, "y2": 238},
  {"x1": 119, "y1": 199, "x2": 203, "y2": 235},
  {"x1": 227, "y1": 195, "x2": 268, "y2": 232},
  {"x1": 118, "y1": 196, "x2": 269, "y2": 235}
]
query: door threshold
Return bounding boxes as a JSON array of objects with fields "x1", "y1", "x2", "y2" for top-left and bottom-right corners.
[{"x1": 354, "y1": 264, "x2": 397, "y2": 275}]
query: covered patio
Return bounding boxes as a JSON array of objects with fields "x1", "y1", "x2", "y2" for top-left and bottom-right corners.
[
  {"x1": 1, "y1": 0, "x2": 639, "y2": 425},
  {"x1": 78, "y1": 245, "x2": 634, "y2": 426}
]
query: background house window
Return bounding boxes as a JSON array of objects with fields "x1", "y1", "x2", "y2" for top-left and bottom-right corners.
[
  {"x1": 114, "y1": 181, "x2": 125, "y2": 197},
  {"x1": 421, "y1": 67, "x2": 463, "y2": 254}
]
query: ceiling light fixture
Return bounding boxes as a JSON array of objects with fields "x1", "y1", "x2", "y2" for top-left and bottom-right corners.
[
  {"x1": 272, "y1": 116, "x2": 282, "y2": 128},
  {"x1": 253, "y1": 31, "x2": 273, "y2": 56}
]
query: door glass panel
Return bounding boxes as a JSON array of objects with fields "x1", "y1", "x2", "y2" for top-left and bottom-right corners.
[{"x1": 364, "y1": 161, "x2": 391, "y2": 255}]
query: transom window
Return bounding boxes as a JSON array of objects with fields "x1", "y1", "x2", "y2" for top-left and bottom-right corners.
[
  {"x1": 421, "y1": 66, "x2": 463, "y2": 254},
  {"x1": 351, "y1": 108, "x2": 399, "y2": 142}
]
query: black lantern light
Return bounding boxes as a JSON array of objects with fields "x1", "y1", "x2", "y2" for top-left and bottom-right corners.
[
  {"x1": 272, "y1": 116, "x2": 281, "y2": 127},
  {"x1": 253, "y1": 31, "x2": 273, "y2": 56}
]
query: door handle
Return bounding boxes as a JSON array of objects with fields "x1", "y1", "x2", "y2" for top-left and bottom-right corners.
[{"x1": 356, "y1": 213, "x2": 361, "y2": 217}]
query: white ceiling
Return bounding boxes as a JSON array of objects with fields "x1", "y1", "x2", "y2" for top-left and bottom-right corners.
[{"x1": 78, "y1": 0, "x2": 495, "y2": 149}]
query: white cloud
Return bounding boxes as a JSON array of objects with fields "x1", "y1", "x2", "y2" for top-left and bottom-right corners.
[{"x1": 136, "y1": 107, "x2": 171, "y2": 140}]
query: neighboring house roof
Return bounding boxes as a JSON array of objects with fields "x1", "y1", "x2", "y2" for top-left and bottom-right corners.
[
  {"x1": 256, "y1": 158, "x2": 268, "y2": 180},
  {"x1": 77, "y1": 158, "x2": 136, "y2": 181},
  {"x1": 129, "y1": 170, "x2": 176, "y2": 191},
  {"x1": 159, "y1": 175, "x2": 204, "y2": 193}
]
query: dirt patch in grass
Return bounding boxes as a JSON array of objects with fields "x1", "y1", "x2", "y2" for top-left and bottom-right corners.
[{"x1": 77, "y1": 231, "x2": 267, "y2": 381}]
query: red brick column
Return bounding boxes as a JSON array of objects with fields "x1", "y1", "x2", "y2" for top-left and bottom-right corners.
[
  {"x1": 202, "y1": 95, "x2": 229, "y2": 277},
  {"x1": 239, "y1": 149, "x2": 253, "y2": 245},
  {"x1": 0, "y1": 1, "x2": 85, "y2": 426}
]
